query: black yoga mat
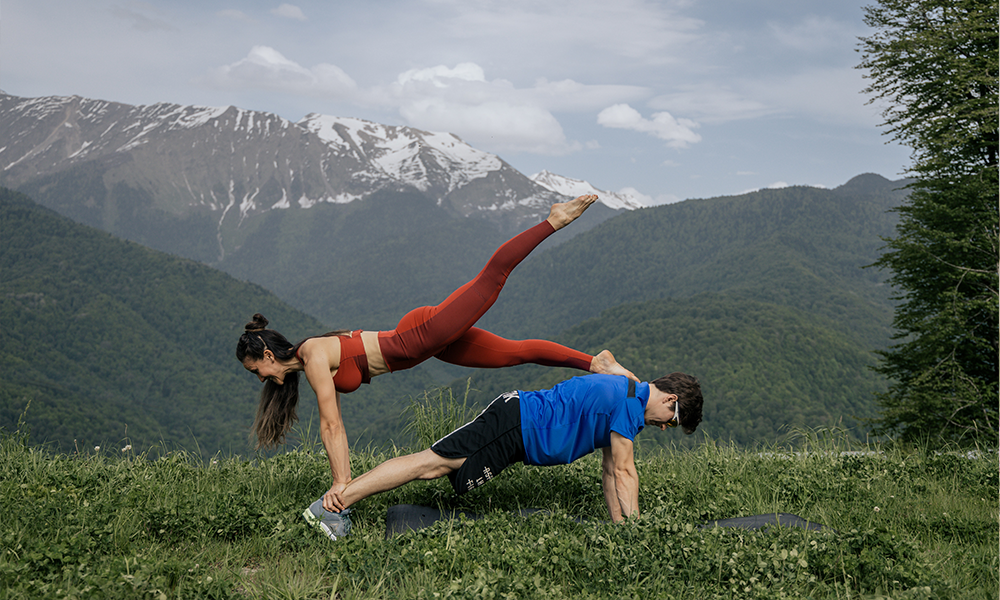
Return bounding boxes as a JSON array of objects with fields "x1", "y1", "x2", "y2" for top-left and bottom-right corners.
[
  {"x1": 384, "y1": 504, "x2": 831, "y2": 538},
  {"x1": 701, "y1": 512, "x2": 831, "y2": 532}
]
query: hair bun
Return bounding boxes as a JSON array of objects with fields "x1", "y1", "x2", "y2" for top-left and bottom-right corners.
[{"x1": 245, "y1": 313, "x2": 269, "y2": 332}]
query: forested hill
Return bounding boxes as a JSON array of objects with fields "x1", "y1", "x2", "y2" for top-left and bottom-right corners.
[
  {"x1": 0, "y1": 188, "x2": 326, "y2": 455},
  {"x1": 448, "y1": 174, "x2": 909, "y2": 447},
  {"x1": 0, "y1": 174, "x2": 910, "y2": 453},
  {"x1": 477, "y1": 173, "x2": 908, "y2": 344}
]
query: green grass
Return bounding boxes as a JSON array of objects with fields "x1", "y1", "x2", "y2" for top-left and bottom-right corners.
[{"x1": 1, "y1": 391, "x2": 997, "y2": 599}]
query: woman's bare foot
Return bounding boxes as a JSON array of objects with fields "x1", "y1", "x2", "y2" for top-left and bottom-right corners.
[
  {"x1": 547, "y1": 194, "x2": 598, "y2": 230},
  {"x1": 590, "y1": 350, "x2": 639, "y2": 382}
]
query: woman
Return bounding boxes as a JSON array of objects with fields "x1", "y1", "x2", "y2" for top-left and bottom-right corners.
[{"x1": 236, "y1": 194, "x2": 637, "y2": 511}]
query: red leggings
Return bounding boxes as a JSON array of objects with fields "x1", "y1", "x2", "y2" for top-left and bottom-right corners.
[{"x1": 378, "y1": 220, "x2": 593, "y2": 373}]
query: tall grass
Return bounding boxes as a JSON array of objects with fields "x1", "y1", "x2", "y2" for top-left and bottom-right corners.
[
  {"x1": 1, "y1": 389, "x2": 997, "y2": 599},
  {"x1": 403, "y1": 380, "x2": 480, "y2": 449}
]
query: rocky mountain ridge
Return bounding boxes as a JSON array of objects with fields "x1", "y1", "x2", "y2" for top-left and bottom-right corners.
[{"x1": 0, "y1": 93, "x2": 638, "y2": 241}]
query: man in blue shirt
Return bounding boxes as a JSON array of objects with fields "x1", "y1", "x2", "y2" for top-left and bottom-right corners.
[{"x1": 309, "y1": 372, "x2": 703, "y2": 537}]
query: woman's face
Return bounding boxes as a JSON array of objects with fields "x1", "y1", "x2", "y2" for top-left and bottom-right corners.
[{"x1": 243, "y1": 351, "x2": 286, "y2": 385}]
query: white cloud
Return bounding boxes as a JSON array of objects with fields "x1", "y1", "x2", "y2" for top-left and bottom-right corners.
[
  {"x1": 398, "y1": 63, "x2": 486, "y2": 86},
  {"x1": 388, "y1": 64, "x2": 644, "y2": 109},
  {"x1": 596, "y1": 104, "x2": 701, "y2": 148},
  {"x1": 399, "y1": 98, "x2": 577, "y2": 155},
  {"x1": 382, "y1": 62, "x2": 648, "y2": 154},
  {"x1": 271, "y1": 4, "x2": 306, "y2": 21},
  {"x1": 207, "y1": 46, "x2": 356, "y2": 96}
]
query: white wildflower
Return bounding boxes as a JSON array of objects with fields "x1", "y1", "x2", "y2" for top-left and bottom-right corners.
[{"x1": 122, "y1": 444, "x2": 132, "y2": 452}]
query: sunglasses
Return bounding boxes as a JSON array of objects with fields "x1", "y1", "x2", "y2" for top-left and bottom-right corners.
[{"x1": 666, "y1": 401, "x2": 680, "y2": 428}]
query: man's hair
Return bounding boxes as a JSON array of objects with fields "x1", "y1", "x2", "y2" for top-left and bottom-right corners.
[{"x1": 651, "y1": 372, "x2": 703, "y2": 435}]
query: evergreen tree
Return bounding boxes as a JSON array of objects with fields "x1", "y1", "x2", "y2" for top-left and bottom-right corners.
[{"x1": 858, "y1": 0, "x2": 998, "y2": 443}]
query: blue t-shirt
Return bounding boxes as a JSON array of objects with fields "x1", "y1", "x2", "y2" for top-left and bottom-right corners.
[{"x1": 518, "y1": 374, "x2": 648, "y2": 466}]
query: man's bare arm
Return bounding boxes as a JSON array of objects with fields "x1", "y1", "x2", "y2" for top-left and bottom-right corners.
[
  {"x1": 601, "y1": 446, "x2": 622, "y2": 522},
  {"x1": 603, "y1": 432, "x2": 639, "y2": 522}
]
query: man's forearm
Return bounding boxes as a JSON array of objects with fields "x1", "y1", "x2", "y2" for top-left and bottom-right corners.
[
  {"x1": 602, "y1": 468, "x2": 623, "y2": 522},
  {"x1": 613, "y1": 468, "x2": 640, "y2": 520}
]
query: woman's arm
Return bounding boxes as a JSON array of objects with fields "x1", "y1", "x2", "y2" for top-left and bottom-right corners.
[{"x1": 301, "y1": 340, "x2": 352, "y2": 512}]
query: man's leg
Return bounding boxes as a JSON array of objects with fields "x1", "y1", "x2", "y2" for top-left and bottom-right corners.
[{"x1": 337, "y1": 449, "x2": 466, "y2": 509}]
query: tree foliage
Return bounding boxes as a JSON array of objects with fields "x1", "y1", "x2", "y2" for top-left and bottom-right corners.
[
  {"x1": 1, "y1": 174, "x2": 913, "y2": 454},
  {"x1": 858, "y1": 0, "x2": 999, "y2": 444},
  {"x1": 0, "y1": 188, "x2": 326, "y2": 456}
]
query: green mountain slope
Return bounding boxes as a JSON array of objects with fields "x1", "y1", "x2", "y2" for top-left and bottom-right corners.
[
  {"x1": 439, "y1": 175, "x2": 906, "y2": 444},
  {"x1": 0, "y1": 188, "x2": 326, "y2": 455},
  {"x1": 476, "y1": 174, "x2": 907, "y2": 347},
  {"x1": 452, "y1": 293, "x2": 888, "y2": 447},
  {"x1": 1, "y1": 173, "x2": 909, "y2": 452}
]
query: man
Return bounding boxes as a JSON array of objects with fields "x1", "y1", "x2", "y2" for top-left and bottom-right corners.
[{"x1": 303, "y1": 372, "x2": 703, "y2": 539}]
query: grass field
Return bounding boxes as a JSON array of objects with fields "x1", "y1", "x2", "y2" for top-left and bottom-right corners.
[{"x1": 1, "y1": 392, "x2": 997, "y2": 599}]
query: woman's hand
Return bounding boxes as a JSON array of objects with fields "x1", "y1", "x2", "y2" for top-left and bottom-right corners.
[{"x1": 323, "y1": 481, "x2": 348, "y2": 512}]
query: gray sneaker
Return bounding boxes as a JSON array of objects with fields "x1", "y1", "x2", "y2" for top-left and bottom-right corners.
[{"x1": 302, "y1": 498, "x2": 352, "y2": 540}]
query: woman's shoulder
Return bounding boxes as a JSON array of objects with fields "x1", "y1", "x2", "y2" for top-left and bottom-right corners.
[{"x1": 298, "y1": 335, "x2": 341, "y2": 360}]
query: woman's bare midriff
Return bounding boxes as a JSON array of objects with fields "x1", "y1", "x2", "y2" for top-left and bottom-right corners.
[{"x1": 360, "y1": 330, "x2": 390, "y2": 376}]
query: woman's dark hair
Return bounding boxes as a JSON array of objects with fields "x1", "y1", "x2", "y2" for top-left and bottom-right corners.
[
  {"x1": 651, "y1": 372, "x2": 704, "y2": 435},
  {"x1": 236, "y1": 313, "x2": 301, "y2": 449},
  {"x1": 236, "y1": 314, "x2": 351, "y2": 449}
]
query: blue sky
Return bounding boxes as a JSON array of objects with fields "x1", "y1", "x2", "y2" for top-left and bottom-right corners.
[{"x1": 1, "y1": 0, "x2": 911, "y2": 204}]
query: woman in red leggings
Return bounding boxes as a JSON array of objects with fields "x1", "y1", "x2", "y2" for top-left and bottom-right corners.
[{"x1": 236, "y1": 195, "x2": 636, "y2": 510}]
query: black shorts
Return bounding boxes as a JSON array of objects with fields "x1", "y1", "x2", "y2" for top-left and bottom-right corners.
[{"x1": 431, "y1": 391, "x2": 525, "y2": 494}]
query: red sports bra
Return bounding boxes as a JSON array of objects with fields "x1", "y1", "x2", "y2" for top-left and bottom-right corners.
[{"x1": 297, "y1": 330, "x2": 371, "y2": 393}]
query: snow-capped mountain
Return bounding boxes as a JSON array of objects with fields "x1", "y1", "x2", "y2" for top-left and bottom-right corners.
[
  {"x1": 530, "y1": 170, "x2": 646, "y2": 211},
  {"x1": 0, "y1": 92, "x2": 638, "y2": 220},
  {"x1": 0, "y1": 92, "x2": 638, "y2": 270},
  {"x1": 0, "y1": 93, "x2": 576, "y2": 222}
]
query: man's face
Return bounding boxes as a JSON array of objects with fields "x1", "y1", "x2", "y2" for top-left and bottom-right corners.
[{"x1": 646, "y1": 394, "x2": 679, "y2": 431}]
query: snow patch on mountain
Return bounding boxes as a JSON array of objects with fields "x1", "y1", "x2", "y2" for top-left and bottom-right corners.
[
  {"x1": 530, "y1": 170, "x2": 645, "y2": 210},
  {"x1": 298, "y1": 113, "x2": 501, "y2": 193}
]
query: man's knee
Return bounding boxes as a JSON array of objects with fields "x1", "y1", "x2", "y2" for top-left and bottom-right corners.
[{"x1": 416, "y1": 449, "x2": 465, "y2": 480}]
